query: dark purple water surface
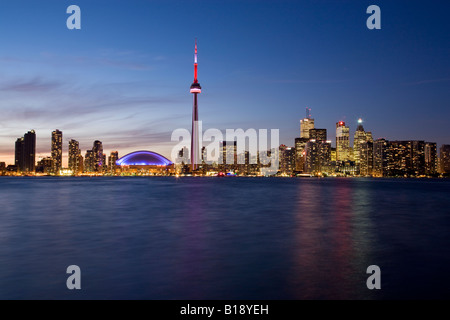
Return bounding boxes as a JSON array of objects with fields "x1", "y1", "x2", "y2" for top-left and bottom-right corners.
[{"x1": 0, "y1": 176, "x2": 449, "y2": 299}]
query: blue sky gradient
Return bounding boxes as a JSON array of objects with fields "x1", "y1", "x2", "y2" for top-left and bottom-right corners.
[{"x1": 0, "y1": 0, "x2": 449, "y2": 164}]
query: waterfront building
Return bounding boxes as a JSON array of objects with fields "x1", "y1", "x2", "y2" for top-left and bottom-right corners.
[
  {"x1": 305, "y1": 139, "x2": 331, "y2": 175},
  {"x1": 424, "y1": 142, "x2": 437, "y2": 176},
  {"x1": 279, "y1": 145, "x2": 296, "y2": 176},
  {"x1": 36, "y1": 157, "x2": 53, "y2": 174},
  {"x1": 294, "y1": 137, "x2": 309, "y2": 173},
  {"x1": 373, "y1": 138, "x2": 389, "y2": 177},
  {"x1": 440, "y1": 145, "x2": 450, "y2": 175},
  {"x1": 359, "y1": 140, "x2": 374, "y2": 176},
  {"x1": 92, "y1": 140, "x2": 103, "y2": 172},
  {"x1": 108, "y1": 151, "x2": 119, "y2": 175},
  {"x1": 84, "y1": 150, "x2": 94, "y2": 173},
  {"x1": 385, "y1": 141, "x2": 425, "y2": 177},
  {"x1": 51, "y1": 130, "x2": 63, "y2": 174},
  {"x1": 68, "y1": 139, "x2": 82, "y2": 175},
  {"x1": 15, "y1": 130, "x2": 36, "y2": 173},
  {"x1": 15, "y1": 137, "x2": 24, "y2": 171}
]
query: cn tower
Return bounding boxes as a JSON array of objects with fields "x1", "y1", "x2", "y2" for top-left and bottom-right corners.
[{"x1": 190, "y1": 39, "x2": 201, "y2": 171}]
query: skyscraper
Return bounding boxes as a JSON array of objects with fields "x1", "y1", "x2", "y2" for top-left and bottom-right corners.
[
  {"x1": 300, "y1": 108, "x2": 315, "y2": 139},
  {"x1": 15, "y1": 130, "x2": 36, "y2": 173},
  {"x1": 15, "y1": 137, "x2": 24, "y2": 171},
  {"x1": 23, "y1": 130, "x2": 36, "y2": 173},
  {"x1": 359, "y1": 140, "x2": 374, "y2": 176},
  {"x1": 52, "y1": 129, "x2": 63, "y2": 174},
  {"x1": 190, "y1": 39, "x2": 202, "y2": 171},
  {"x1": 336, "y1": 121, "x2": 350, "y2": 162},
  {"x1": 411, "y1": 141, "x2": 425, "y2": 176},
  {"x1": 92, "y1": 140, "x2": 103, "y2": 172},
  {"x1": 305, "y1": 140, "x2": 331, "y2": 175},
  {"x1": 373, "y1": 138, "x2": 388, "y2": 177},
  {"x1": 279, "y1": 145, "x2": 296, "y2": 176},
  {"x1": 304, "y1": 128, "x2": 331, "y2": 175},
  {"x1": 353, "y1": 119, "x2": 373, "y2": 166},
  {"x1": 386, "y1": 141, "x2": 425, "y2": 177},
  {"x1": 108, "y1": 151, "x2": 119, "y2": 175},
  {"x1": 439, "y1": 145, "x2": 450, "y2": 175},
  {"x1": 294, "y1": 137, "x2": 309, "y2": 172},
  {"x1": 84, "y1": 150, "x2": 94, "y2": 173},
  {"x1": 69, "y1": 139, "x2": 82, "y2": 175},
  {"x1": 424, "y1": 142, "x2": 437, "y2": 176}
]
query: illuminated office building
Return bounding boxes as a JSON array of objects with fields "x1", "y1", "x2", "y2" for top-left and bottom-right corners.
[
  {"x1": 373, "y1": 138, "x2": 388, "y2": 177},
  {"x1": 336, "y1": 121, "x2": 350, "y2": 161},
  {"x1": 359, "y1": 141, "x2": 374, "y2": 176},
  {"x1": 330, "y1": 148, "x2": 337, "y2": 162},
  {"x1": 279, "y1": 145, "x2": 296, "y2": 175},
  {"x1": 305, "y1": 139, "x2": 331, "y2": 175},
  {"x1": 353, "y1": 119, "x2": 373, "y2": 166},
  {"x1": 304, "y1": 128, "x2": 331, "y2": 175},
  {"x1": 386, "y1": 141, "x2": 425, "y2": 177},
  {"x1": 300, "y1": 108, "x2": 315, "y2": 139}
]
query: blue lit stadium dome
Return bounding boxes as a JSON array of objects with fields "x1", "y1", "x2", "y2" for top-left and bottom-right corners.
[{"x1": 116, "y1": 151, "x2": 173, "y2": 166}]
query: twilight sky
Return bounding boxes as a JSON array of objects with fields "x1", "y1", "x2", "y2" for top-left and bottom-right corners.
[{"x1": 0, "y1": 0, "x2": 449, "y2": 165}]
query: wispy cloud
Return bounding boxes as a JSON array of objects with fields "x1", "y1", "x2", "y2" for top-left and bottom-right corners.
[
  {"x1": 0, "y1": 77, "x2": 62, "y2": 93},
  {"x1": 0, "y1": 48, "x2": 159, "y2": 72}
]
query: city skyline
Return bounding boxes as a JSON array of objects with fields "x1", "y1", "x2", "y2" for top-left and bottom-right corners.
[
  {"x1": 4, "y1": 115, "x2": 450, "y2": 177},
  {"x1": 0, "y1": 1, "x2": 449, "y2": 165}
]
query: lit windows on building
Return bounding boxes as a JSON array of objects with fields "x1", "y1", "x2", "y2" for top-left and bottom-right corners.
[
  {"x1": 336, "y1": 121, "x2": 350, "y2": 162},
  {"x1": 51, "y1": 130, "x2": 63, "y2": 174}
]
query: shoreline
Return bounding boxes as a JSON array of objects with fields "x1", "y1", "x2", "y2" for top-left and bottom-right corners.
[{"x1": 0, "y1": 175, "x2": 448, "y2": 179}]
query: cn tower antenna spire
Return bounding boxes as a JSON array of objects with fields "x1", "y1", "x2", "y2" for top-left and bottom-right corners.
[{"x1": 194, "y1": 38, "x2": 198, "y2": 83}]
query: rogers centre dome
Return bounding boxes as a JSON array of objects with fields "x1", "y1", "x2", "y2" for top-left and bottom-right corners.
[{"x1": 116, "y1": 151, "x2": 173, "y2": 167}]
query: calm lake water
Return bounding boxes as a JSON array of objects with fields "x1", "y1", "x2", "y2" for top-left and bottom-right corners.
[{"x1": 0, "y1": 176, "x2": 449, "y2": 299}]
